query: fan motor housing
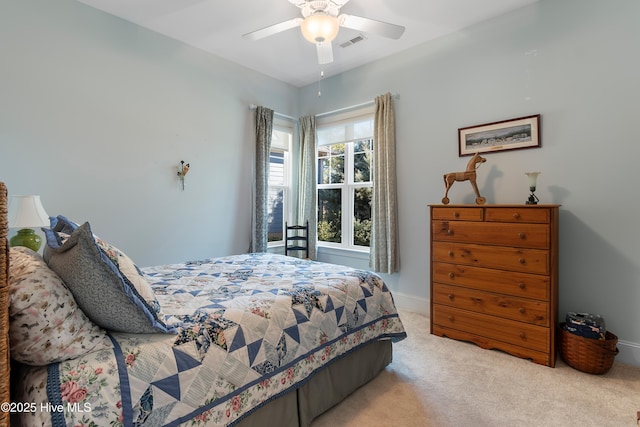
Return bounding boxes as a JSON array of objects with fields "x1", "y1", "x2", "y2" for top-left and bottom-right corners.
[{"x1": 301, "y1": 1, "x2": 340, "y2": 18}]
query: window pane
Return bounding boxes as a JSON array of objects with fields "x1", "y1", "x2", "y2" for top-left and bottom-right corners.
[
  {"x1": 353, "y1": 187, "x2": 371, "y2": 247},
  {"x1": 331, "y1": 143, "x2": 345, "y2": 155},
  {"x1": 317, "y1": 144, "x2": 344, "y2": 184},
  {"x1": 318, "y1": 188, "x2": 341, "y2": 243},
  {"x1": 317, "y1": 157, "x2": 330, "y2": 185},
  {"x1": 353, "y1": 139, "x2": 372, "y2": 183},
  {"x1": 267, "y1": 187, "x2": 284, "y2": 242},
  {"x1": 269, "y1": 151, "x2": 285, "y2": 186}
]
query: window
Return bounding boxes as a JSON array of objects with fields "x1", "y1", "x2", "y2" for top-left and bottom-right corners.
[
  {"x1": 317, "y1": 111, "x2": 373, "y2": 251},
  {"x1": 267, "y1": 122, "x2": 293, "y2": 245}
]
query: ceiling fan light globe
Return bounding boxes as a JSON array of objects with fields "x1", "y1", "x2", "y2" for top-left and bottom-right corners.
[{"x1": 300, "y1": 13, "x2": 339, "y2": 44}]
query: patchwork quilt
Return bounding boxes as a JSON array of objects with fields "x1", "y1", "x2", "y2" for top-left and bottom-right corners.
[{"x1": 16, "y1": 253, "x2": 406, "y2": 426}]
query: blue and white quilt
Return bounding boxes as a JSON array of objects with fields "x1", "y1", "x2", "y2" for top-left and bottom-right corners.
[{"x1": 16, "y1": 253, "x2": 406, "y2": 426}]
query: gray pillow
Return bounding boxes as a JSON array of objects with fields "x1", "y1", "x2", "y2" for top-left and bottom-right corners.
[{"x1": 44, "y1": 222, "x2": 175, "y2": 334}]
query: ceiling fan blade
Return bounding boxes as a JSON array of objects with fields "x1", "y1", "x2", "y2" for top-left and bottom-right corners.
[
  {"x1": 331, "y1": 0, "x2": 352, "y2": 6},
  {"x1": 317, "y1": 42, "x2": 333, "y2": 64},
  {"x1": 340, "y1": 14, "x2": 405, "y2": 40},
  {"x1": 242, "y1": 18, "x2": 301, "y2": 41}
]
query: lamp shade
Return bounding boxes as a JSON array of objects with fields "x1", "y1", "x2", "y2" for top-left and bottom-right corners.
[
  {"x1": 300, "y1": 13, "x2": 340, "y2": 44},
  {"x1": 8, "y1": 195, "x2": 49, "y2": 228},
  {"x1": 525, "y1": 172, "x2": 541, "y2": 190}
]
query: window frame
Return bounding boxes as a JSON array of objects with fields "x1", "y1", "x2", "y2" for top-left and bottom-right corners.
[{"x1": 316, "y1": 108, "x2": 374, "y2": 253}]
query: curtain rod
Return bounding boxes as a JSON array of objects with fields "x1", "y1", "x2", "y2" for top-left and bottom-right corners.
[
  {"x1": 248, "y1": 104, "x2": 296, "y2": 122},
  {"x1": 315, "y1": 93, "x2": 400, "y2": 119},
  {"x1": 249, "y1": 93, "x2": 400, "y2": 121}
]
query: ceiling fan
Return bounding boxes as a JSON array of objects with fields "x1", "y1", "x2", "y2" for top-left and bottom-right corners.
[{"x1": 242, "y1": 0, "x2": 405, "y2": 65}]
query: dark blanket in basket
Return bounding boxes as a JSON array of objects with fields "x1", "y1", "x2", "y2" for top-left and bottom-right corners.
[{"x1": 564, "y1": 312, "x2": 606, "y2": 340}]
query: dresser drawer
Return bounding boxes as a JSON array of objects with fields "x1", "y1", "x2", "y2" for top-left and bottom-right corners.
[
  {"x1": 432, "y1": 262, "x2": 549, "y2": 300},
  {"x1": 432, "y1": 305, "x2": 549, "y2": 353},
  {"x1": 431, "y1": 221, "x2": 549, "y2": 249},
  {"x1": 431, "y1": 207, "x2": 483, "y2": 221},
  {"x1": 432, "y1": 242, "x2": 549, "y2": 274},
  {"x1": 485, "y1": 207, "x2": 550, "y2": 223},
  {"x1": 433, "y1": 283, "x2": 548, "y2": 326}
]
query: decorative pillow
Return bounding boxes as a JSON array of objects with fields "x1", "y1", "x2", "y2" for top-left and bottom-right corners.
[
  {"x1": 8, "y1": 246, "x2": 111, "y2": 366},
  {"x1": 43, "y1": 221, "x2": 175, "y2": 334},
  {"x1": 50, "y1": 214, "x2": 78, "y2": 234},
  {"x1": 45, "y1": 215, "x2": 162, "y2": 314},
  {"x1": 42, "y1": 215, "x2": 76, "y2": 263}
]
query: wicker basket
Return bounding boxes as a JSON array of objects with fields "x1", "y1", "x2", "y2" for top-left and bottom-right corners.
[
  {"x1": 559, "y1": 322, "x2": 619, "y2": 374},
  {"x1": 0, "y1": 183, "x2": 10, "y2": 427}
]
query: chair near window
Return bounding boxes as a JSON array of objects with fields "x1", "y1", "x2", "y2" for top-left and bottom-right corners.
[{"x1": 285, "y1": 221, "x2": 309, "y2": 259}]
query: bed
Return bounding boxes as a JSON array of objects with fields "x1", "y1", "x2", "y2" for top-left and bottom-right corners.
[{"x1": 0, "y1": 182, "x2": 407, "y2": 427}]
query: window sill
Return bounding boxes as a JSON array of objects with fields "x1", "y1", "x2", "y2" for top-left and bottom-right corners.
[{"x1": 317, "y1": 245, "x2": 369, "y2": 261}]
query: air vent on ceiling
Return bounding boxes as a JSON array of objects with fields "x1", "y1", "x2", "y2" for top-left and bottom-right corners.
[{"x1": 340, "y1": 34, "x2": 367, "y2": 48}]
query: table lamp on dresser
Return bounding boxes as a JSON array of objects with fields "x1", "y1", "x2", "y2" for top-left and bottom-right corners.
[{"x1": 8, "y1": 195, "x2": 49, "y2": 252}]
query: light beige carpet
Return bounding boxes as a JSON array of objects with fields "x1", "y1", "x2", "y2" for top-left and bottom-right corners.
[{"x1": 312, "y1": 311, "x2": 640, "y2": 427}]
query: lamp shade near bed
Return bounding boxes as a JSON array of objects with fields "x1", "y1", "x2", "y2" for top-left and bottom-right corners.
[{"x1": 8, "y1": 195, "x2": 49, "y2": 252}]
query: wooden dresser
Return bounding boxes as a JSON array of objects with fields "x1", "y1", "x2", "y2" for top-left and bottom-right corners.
[{"x1": 429, "y1": 204, "x2": 559, "y2": 367}]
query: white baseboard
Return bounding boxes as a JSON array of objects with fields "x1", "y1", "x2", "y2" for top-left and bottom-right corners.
[
  {"x1": 616, "y1": 340, "x2": 640, "y2": 367},
  {"x1": 392, "y1": 292, "x2": 429, "y2": 317}
]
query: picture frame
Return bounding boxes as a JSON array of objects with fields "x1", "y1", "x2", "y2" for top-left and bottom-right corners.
[{"x1": 458, "y1": 114, "x2": 541, "y2": 157}]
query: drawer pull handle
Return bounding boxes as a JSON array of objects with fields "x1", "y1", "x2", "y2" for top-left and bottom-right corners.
[
  {"x1": 519, "y1": 332, "x2": 526, "y2": 339},
  {"x1": 447, "y1": 229, "x2": 454, "y2": 235},
  {"x1": 447, "y1": 294, "x2": 454, "y2": 300},
  {"x1": 518, "y1": 282, "x2": 526, "y2": 289},
  {"x1": 513, "y1": 213, "x2": 520, "y2": 219},
  {"x1": 448, "y1": 251, "x2": 454, "y2": 257},
  {"x1": 448, "y1": 272, "x2": 455, "y2": 279},
  {"x1": 453, "y1": 212, "x2": 460, "y2": 218},
  {"x1": 448, "y1": 316, "x2": 454, "y2": 322},
  {"x1": 519, "y1": 307, "x2": 526, "y2": 314},
  {"x1": 519, "y1": 258, "x2": 526, "y2": 264},
  {"x1": 518, "y1": 232, "x2": 525, "y2": 239}
]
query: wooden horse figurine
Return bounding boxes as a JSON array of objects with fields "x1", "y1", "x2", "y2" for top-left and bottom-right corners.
[{"x1": 442, "y1": 152, "x2": 487, "y2": 205}]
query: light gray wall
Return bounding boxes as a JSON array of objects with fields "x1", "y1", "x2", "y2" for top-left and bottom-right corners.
[
  {"x1": 1, "y1": 0, "x2": 299, "y2": 266},
  {"x1": 299, "y1": 0, "x2": 640, "y2": 364}
]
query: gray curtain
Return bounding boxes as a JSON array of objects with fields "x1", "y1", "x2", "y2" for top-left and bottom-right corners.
[
  {"x1": 370, "y1": 93, "x2": 399, "y2": 273},
  {"x1": 297, "y1": 115, "x2": 317, "y2": 260},
  {"x1": 250, "y1": 106, "x2": 274, "y2": 253}
]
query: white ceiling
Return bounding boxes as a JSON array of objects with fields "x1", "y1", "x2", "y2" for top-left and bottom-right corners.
[{"x1": 76, "y1": 0, "x2": 539, "y2": 88}]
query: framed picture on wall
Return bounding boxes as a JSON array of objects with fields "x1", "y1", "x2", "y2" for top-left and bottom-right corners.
[{"x1": 458, "y1": 114, "x2": 541, "y2": 156}]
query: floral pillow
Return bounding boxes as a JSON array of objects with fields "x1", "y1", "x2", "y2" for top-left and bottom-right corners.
[
  {"x1": 43, "y1": 221, "x2": 174, "y2": 334},
  {"x1": 8, "y1": 246, "x2": 111, "y2": 366}
]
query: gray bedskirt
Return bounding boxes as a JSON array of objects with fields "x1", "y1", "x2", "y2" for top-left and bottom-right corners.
[{"x1": 235, "y1": 339, "x2": 393, "y2": 427}]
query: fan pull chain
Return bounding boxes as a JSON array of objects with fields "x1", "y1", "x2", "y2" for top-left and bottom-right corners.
[{"x1": 317, "y1": 70, "x2": 324, "y2": 97}]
